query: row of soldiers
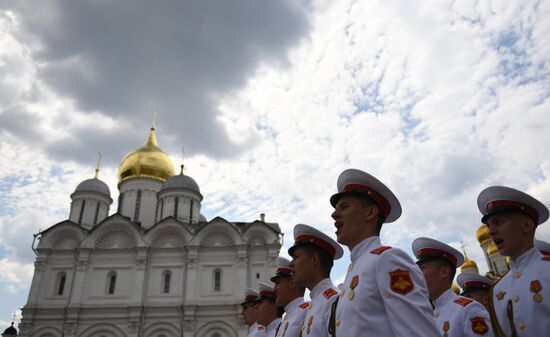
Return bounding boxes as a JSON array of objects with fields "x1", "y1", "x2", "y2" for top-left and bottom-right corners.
[{"x1": 239, "y1": 169, "x2": 550, "y2": 337}]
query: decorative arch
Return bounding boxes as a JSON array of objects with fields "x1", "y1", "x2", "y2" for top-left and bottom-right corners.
[
  {"x1": 94, "y1": 225, "x2": 138, "y2": 249},
  {"x1": 78, "y1": 323, "x2": 126, "y2": 337},
  {"x1": 200, "y1": 231, "x2": 234, "y2": 247},
  {"x1": 38, "y1": 225, "x2": 85, "y2": 250},
  {"x1": 148, "y1": 225, "x2": 188, "y2": 248},
  {"x1": 30, "y1": 326, "x2": 63, "y2": 337},
  {"x1": 143, "y1": 322, "x2": 179, "y2": 337},
  {"x1": 243, "y1": 224, "x2": 278, "y2": 245},
  {"x1": 195, "y1": 320, "x2": 237, "y2": 337}
]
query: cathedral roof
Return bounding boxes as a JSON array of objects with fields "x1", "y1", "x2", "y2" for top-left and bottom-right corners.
[
  {"x1": 118, "y1": 127, "x2": 175, "y2": 183},
  {"x1": 74, "y1": 178, "x2": 111, "y2": 196}
]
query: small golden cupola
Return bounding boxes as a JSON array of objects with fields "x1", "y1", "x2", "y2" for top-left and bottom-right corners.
[
  {"x1": 118, "y1": 127, "x2": 175, "y2": 183},
  {"x1": 460, "y1": 246, "x2": 479, "y2": 274}
]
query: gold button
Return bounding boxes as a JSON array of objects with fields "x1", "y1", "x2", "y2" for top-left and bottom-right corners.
[
  {"x1": 514, "y1": 272, "x2": 521, "y2": 278},
  {"x1": 336, "y1": 320, "x2": 340, "y2": 327},
  {"x1": 519, "y1": 322, "x2": 525, "y2": 330},
  {"x1": 513, "y1": 295, "x2": 520, "y2": 302}
]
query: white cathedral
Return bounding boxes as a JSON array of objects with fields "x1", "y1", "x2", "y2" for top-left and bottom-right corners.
[{"x1": 18, "y1": 127, "x2": 282, "y2": 337}]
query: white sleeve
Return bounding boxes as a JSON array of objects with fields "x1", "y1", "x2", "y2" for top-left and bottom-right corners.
[{"x1": 376, "y1": 249, "x2": 441, "y2": 337}]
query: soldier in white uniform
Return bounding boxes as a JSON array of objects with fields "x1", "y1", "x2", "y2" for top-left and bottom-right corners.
[
  {"x1": 271, "y1": 257, "x2": 309, "y2": 337},
  {"x1": 241, "y1": 288, "x2": 267, "y2": 337},
  {"x1": 257, "y1": 282, "x2": 283, "y2": 337},
  {"x1": 457, "y1": 272, "x2": 494, "y2": 309},
  {"x1": 477, "y1": 185, "x2": 550, "y2": 337},
  {"x1": 412, "y1": 237, "x2": 494, "y2": 337},
  {"x1": 330, "y1": 169, "x2": 440, "y2": 337},
  {"x1": 288, "y1": 224, "x2": 343, "y2": 337}
]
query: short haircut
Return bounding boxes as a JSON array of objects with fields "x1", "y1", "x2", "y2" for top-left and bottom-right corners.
[
  {"x1": 352, "y1": 191, "x2": 385, "y2": 234},
  {"x1": 299, "y1": 244, "x2": 334, "y2": 276}
]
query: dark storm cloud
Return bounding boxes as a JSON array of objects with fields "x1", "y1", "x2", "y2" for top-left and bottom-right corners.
[{"x1": 3, "y1": 0, "x2": 312, "y2": 159}]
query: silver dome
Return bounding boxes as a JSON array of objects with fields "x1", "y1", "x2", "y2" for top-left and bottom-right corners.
[{"x1": 74, "y1": 178, "x2": 111, "y2": 196}]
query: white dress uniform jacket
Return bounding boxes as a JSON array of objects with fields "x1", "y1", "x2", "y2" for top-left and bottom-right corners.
[
  {"x1": 277, "y1": 297, "x2": 309, "y2": 337},
  {"x1": 433, "y1": 288, "x2": 493, "y2": 337},
  {"x1": 265, "y1": 318, "x2": 282, "y2": 337},
  {"x1": 248, "y1": 322, "x2": 267, "y2": 337},
  {"x1": 335, "y1": 236, "x2": 440, "y2": 337},
  {"x1": 489, "y1": 247, "x2": 550, "y2": 337},
  {"x1": 300, "y1": 278, "x2": 338, "y2": 337}
]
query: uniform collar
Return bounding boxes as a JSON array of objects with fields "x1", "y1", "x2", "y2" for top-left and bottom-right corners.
[
  {"x1": 284, "y1": 296, "x2": 304, "y2": 316},
  {"x1": 249, "y1": 322, "x2": 261, "y2": 333},
  {"x1": 510, "y1": 246, "x2": 542, "y2": 270},
  {"x1": 350, "y1": 236, "x2": 381, "y2": 262},
  {"x1": 265, "y1": 317, "x2": 282, "y2": 333},
  {"x1": 433, "y1": 287, "x2": 456, "y2": 309},
  {"x1": 310, "y1": 278, "x2": 334, "y2": 300}
]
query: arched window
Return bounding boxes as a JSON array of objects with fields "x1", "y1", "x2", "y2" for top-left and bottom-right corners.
[
  {"x1": 162, "y1": 270, "x2": 171, "y2": 294},
  {"x1": 78, "y1": 200, "x2": 86, "y2": 225},
  {"x1": 174, "y1": 196, "x2": 179, "y2": 218},
  {"x1": 213, "y1": 269, "x2": 222, "y2": 292},
  {"x1": 107, "y1": 271, "x2": 117, "y2": 295},
  {"x1": 134, "y1": 190, "x2": 142, "y2": 223},
  {"x1": 56, "y1": 272, "x2": 67, "y2": 295},
  {"x1": 93, "y1": 201, "x2": 100, "y2": 225}
]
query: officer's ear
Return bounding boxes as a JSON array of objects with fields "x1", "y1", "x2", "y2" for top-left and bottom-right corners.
[{"x1": 519, "y1": 214, "x2": 536, "y2": 233}]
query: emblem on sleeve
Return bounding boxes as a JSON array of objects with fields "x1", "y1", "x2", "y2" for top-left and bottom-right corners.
[
  {"x1": 471, "y1": 316, "x2": 489, "y2": 335},
  {"x1": 389, "y1": 269, "x2": 414, "y2": 295}
]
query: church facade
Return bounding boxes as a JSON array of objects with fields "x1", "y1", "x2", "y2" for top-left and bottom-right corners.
[{"x1": 18, "y1": 127, "x2": 282, "y2": 337}]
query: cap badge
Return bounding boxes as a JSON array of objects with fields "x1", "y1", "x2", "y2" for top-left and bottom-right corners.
[
  {"x1": 530, "y1": 280, "x2": 543, "y2": 303},
  {"x1": 471, "y1": 317, "x2": 489, "y2": 335},
  {"x1": 348, "y1": 275, "x2": 358, "y2": 300},
  {"x1": 389, "y1": 269, "x2": 414, "y2": 295}
]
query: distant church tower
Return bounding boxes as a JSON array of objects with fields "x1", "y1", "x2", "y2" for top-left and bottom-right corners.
[
  {"x1": 475, "y1": 223, "x2": 508, "y2": 278},
  {"x1": 18, "y1": 126, "x2": 282, "y2": 337}
]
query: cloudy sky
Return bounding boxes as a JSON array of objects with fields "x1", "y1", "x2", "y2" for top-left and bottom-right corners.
[{"x1": 1, "y1": 0, "x2": 550, "y2": 329}]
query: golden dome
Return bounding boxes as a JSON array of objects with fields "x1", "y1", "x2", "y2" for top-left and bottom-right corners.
[
  {"x1": 452, "y1": 283, "x2": 461, "y2": 295},
  {"x1": 476, "y1": 224, "x2": 491, "y2": 244},
  {"x1": 118, "y1": 127, "x2": 175, "y2": 183},
  {"x1": 461, "y1": 257, "x2": 478, "y2": 271},
  {"x1": 487, "y1": 242, "x2": 499, "y2": 255}
]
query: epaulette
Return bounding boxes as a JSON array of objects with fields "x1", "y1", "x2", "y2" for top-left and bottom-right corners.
[
  {"x1": 299, "y1": 302, "x2": 311, "y2": 309},
  {"x1": 370, "y1": 246, "x2": 392, "y2": 254},
  {"x1": 454, "y1": 297, "x2": 473, "y2": 306},
  {"x1": 542, "y1": 255, "x2": 550, "y2": 261},
  {"x1": 324, "y1": 288, "x2": 337, "y2": 299}
]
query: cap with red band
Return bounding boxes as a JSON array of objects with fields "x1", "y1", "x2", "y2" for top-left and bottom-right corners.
[
  {"x1": 257, "y1": 282, "x2": 276, "y2": 300},
  {"x1": 270, "y1": 257, "x2": 292, "y2": 282},
  {"x1": 241, "y1": 288, "x2": 259, "y2": 306},
  {"x1": 412, "y1": 237, "x2": 464, "y2": 269},
  {"x1": 288, "y1": 224, "x2": 343, "y2": 260},
  {"x1": 330, "y1": 169, "x2": 401, "y2": 223},
  {"x1": 477, "y1": 186, "x2": 549, "y2": 225},
  {"x1": 457, "y1": 272, "x2": 494, "y2": 293}
]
